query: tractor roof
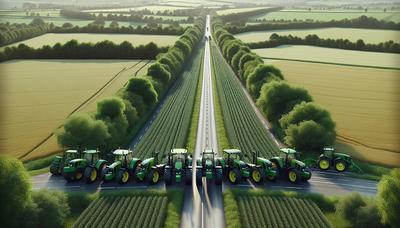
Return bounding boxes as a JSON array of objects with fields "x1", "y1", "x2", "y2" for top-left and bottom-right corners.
[
  {"x1": 83, "y1": 149, "x2": 99, "y2": 154},
  {"x1": 202, "y1": 149, "x2": 214, "y2": 154},
  {"x1": 323, "y1": 147, "x2": 335, "y2": 151},
  {"x1": 112, "y1": 149, "x2": 132, "y2": 156},
  {"x1": 66, "y1": 150, "x2": 78, "y2": 153},
  {"x1": 279, "y1": 148, "x2": 298, "y2": 154},
  {"x1": 170, "y1": 148, "x2": 187, "y2": 154},
  {"x1": 223, "y1": 149, "x2": 242, "y2": 154}
]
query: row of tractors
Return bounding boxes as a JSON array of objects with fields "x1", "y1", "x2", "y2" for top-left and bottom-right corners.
[{"x1": 50, "y1": 147, "x2": 359, "y2": 185}]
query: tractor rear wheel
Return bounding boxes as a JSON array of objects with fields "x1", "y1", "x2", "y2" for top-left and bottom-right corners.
[
  {"x1": 215, "y1": 168, "x2": 222, "y2": 185},
  {"x1": 302, "y1": 167, "x2": 312, "y2": 181},
  {"x1": 318, "y1": 157, "x2": 331, "y2": 171},
  {"x1": 164, "y1": 167, "x2": 172, "y2": 185},
  {"x1": 148, "y1": 169, "x2": 160, "y2": 185},
  {"x1": 75, "y1": 170, "x2": 84, "y2": 181},
  {"x1": 334, "y1": 159, "x2": 347, "y2": 172},
  {"x1": 117, "y1": 170, "x2": 130, "y2": 184},
  {"x1": 251, "y1": 168, "x2": 265, "y2": 184},
  {"x1": 185, "y1": 168, "x2": 192, "y2": 185},
  {"x1": 50, "y1": 165, "x2": 59, "y2": 175},
  {"x1": 196, "y1": 168, "x2": 202, "y2": 185},
  {"x1": 288, "y1": 168, "x2": 301, "y2": 183},
  {"x1": 84, "y1": 167, "x2": 98, "y2": 183},
  {"x1": 228, "y1": 168, "x2": 241, "y2": 184}
]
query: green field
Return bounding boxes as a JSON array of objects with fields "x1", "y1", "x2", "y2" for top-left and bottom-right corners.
[
  {"x1": 0, "y1": 60, "x2": 150, "y2": 161},
  {"x1": 253, "y1": 45, "x2": 400, "y2": 69},
  {"x1": 211, "y1": 42, "x2": 279, "y2": 159},
  {"x1": 84, "y1": 5, "x2": 191, "y2": 13},
  {"x1": 73, "y1": 195, "x2": 167, "y2": 228},
  {"x1": 250, "y1": 10, "x2": 400, "y2": 23},
  {"x1": 237, "y1": 196, "x2": 331, "y2": 228},
  {"x1": 216, "y1": 7, "x2": 270, "y2": 15},
  {"x1": 236, "y1": 28, "x2": 400, "y2": 44},
  {"x1": 133, "y1": 48, "x2": 203, "y2": 158},
  {"x1": 271, "y1": 60, "x2": 400, "y2": 166},
  {"x1": 2, "y1": 33, "x2": 178, "y2": 49}
]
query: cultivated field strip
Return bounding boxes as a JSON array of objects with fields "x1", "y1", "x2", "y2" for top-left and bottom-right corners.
[
  {"x1": 73, "y1": 196, "x2": 167, "y2": 228},
  {"x1": 237, "y1": 196, "x2": 332, "y2": 228},
  {"x1": 210, "y1": 42, "x2": 278, "y2": 159},
  {"x1": 132, "y1": 48, "x2": 204, "y2": 158}
]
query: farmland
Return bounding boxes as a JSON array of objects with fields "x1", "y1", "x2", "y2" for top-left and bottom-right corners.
[
  {"x1": 270, "y1": 60, "x2": 400, "y2": 166},
  {"x1": 2, "y1": 33, "x2": 179, "y2": 49},
  {"x1": 253, "y1": 45, "x2": 400, "y2": 69},
  {"x1": 216, "y1": 7, "x2": 270, "y2": 15},
  {"x1": 250, "y1": 10, "x2": 400, "y2": 23},
  {"x1": 210, "y1": 42, "x2": 279, "y2": 159},
  {"x1": 236, "y1": 28, "x2": 400, "y2": 44},
  {"x1": 132, "y1": 48, "x2": 203, "y2": 158},
  {"x1": 83, "y1": 5, "x2": 190, "y2": 13},
  {"x1": 237, "y1": 196, "x2": 331, "y2": 228},
  {"x1": 0, "y1": 60, "x2": 150, "y2": 161}
]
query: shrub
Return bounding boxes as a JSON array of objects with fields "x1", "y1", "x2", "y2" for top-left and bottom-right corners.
[
  {"x1": 147, "y1": 62, "x2": 171, "y2": 84},
  {"x1": 126, "y1": 77, "x2": 158, "y2": 106},
  {"x1": 336, "y1": 192, "x2": 366, "y2": 221},
  {"x1": 246, "y1": 64, "x2": 284, "y2": 98},
  {"x1": 96, "y1": 97, "x2": 125, "y2": 119},
  {"x1": 231, "y1": 48, "x2": 249, "y2": 72},
  {"x1": 377, "y1": 168, "x2": 400, "y2": 227},
  {"x1": 238, "y1": 53, "x2": 259, "y2": 77},
  {"x1": 256, "y1": 81, "x2": 313, "y2": 122},
  {"x1": 354, "y1": 201, "x2": 383, "y2": 228}
]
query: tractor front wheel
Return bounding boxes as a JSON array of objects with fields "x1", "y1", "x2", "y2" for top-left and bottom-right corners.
[
  {"x1": 251, "y1": 168, "x2": 265, "y2": 184},
  {"x1": 185, "y1": 168, "x2": 192, "y2": 185},
  {"x1": 84, "y1": 167, "x2": 98, "y2": 183},
  {"x1": 148, "y1": 169, "x2": 160, "y2": 185},
  {"x1": 75, "y1": 170, "x2": 83, "y2": 181},
  {"x1": 215, "y1": 168, "x2": 222, "y2": 185},
  {"x1": 288, "y1": 168, "x2": 301, "y2": 183},
  {"x1": 318, "y1": 157, "x2": 331, "y2": 171},
  {"x1": 164, "y1": 167, "x2": 172, "y2": 185},
  {"x1": 334, "y1": 159, "x2": 347, "y2": 172},
  {"x1": 50, "y1": 165, "x2": 60, "y2": 175},
  {"x1": 228, "y1": 169, "x2": 241, "y2": 184},
  {"x1": 117, "y1": 170, "x2": 130, "y2": 184}
]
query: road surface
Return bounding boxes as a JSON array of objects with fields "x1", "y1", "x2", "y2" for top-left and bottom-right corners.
[{"x1": 181, "y1": 15, "x2": 226, "y2": 228}]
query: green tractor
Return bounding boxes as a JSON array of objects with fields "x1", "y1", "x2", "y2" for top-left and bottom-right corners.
[
  {"x1": 247, "y1": 151, "x2": 278, "y2": 184},
  {"x1": 101, "y1": 149, "x2": 141, "y2": 184},
  {"x1": 164, "y1": 148, "x2": 193, "y2": 185},
  {"x1": 219, "y1": 149, "x2": 250, "y2": 184},
  {"x1": 50, "y1": 150, "x2": 80, "y2": 175},
  {"x1": 134, "y1": 151, "x2": 165, "y2": 185},
  {"x1": 63, "y1": 150, "x2": 108, "y2": 183},
  {"x1": 316, "y1": 147, "x2": 360, "y2": 172},
  {"x1": 196, "y1": 149, "x2": 223, "y2": 185},
  {"x1": 270, "y1": 148, "x2": 312, "y2": 183}
]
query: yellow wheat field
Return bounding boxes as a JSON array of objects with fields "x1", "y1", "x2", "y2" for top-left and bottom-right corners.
[
  {"x1": 269, "y1": 60, "x2": 400, "y2": 166},
  {"x1": 0, "y1": 60, "x2": 150, "y2": 161}
]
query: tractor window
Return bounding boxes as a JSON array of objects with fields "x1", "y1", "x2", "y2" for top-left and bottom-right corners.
[
  {"x1": 92, "y1": 153, "x2": 99, "y2": 163},
  {"x1": 65, "y1": 153, "x2": 74, "y2": 160},
  {"x1": 116, "y1": 155, "x2": 126, "y2": 165},
  {"x1": 126, "y1": 153, "x2": 132, "y2": 161},
  {"x1": 83, "y1": 153, "x2": 93, "y2": 162},
  {"x1": 203, "y1": 153, "x2": 213, "y2": 161},
  {"x1": 173, "y1": 154, "x2": 185, "y2": 164}
]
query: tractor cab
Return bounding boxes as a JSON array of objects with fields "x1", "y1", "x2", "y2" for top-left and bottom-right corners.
[
  {"x1": 50, "y1": 149, "x2": 80, "y2": 175},
  {"x1": 223, "y1": 149, "x2": 244, "y2": 166},
  {"x1": 164, "y1": 148, "x2": 193, "y2": 185},
  {"x1": 201, "y1": 149, "x2": 215, "y2": 168},
  {"x1": 112, "y1": 149, "x2": 133, "y2": 167},
  {"x1": 279, "y1": 148, "x2": 301, "y2": 165},
  {"x1": 82, "y1": 149, "x2": 101, "y2": 165},
  {"x1": 169, "y1": 148, "x2": 191, "y2": 167},
  {"x1": 222, "y1": 149, "x2": 250, "y2": 184},
  {"x1": 270, "y1": 148, "x2": 312, "y2": 183}
]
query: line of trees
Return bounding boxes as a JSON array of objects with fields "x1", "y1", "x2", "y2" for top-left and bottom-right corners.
[
  {"x1": 0, "y1": 18, "x2": 52, "y2": 46},
  {"x1": 226, "y1": 16, "x2": 400, "y2": 34},
  {"x1": 0, "y1": 40, "x2": 168, "y2": 62},
  {"x1": 57, "y1": 16, "x2": 205, "y2": 154},
  {"x1": 213, "y1": 19, "x2": 336, "y2": 151},
  {"x1": 247, "y1": 33, "x2": 400, "y2": 53},
  {"x1": 60, "y1": 9, "x2": 194, "y2": 24}
]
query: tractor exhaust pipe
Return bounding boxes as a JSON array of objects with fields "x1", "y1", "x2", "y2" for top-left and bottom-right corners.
[{"x1": 155, "y1": 151, "x2": 159, "y2": 165}]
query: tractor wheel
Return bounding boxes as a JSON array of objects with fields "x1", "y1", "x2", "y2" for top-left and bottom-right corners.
[
  {"x1": 75, "y1": 170, "x2": 84, "y2": 181},
  {"x1": 318, "y1": 157, "x2": 331, "y2": 171},
  {"x1": 148, "y1": 169, "x2": 160, "y2": 185},
  {"x1": 185, "y1": 168, "x2": 192, "y2": 185},
  {"x1": 196, "y1": 168, "x2": 202, "y2": 185},
  {"x1": 164, "y1": 167, "x2": 172, "y2": 185},
  {"x1": 215, "y1": 168, "x2": 222, "y2": 185},
  {"x1": 334, "y1": 159, "x2": 347, "y2": 172},
  {"x1": 84, "y1": 167, "x2": 98, "y2": 183},
  {"x1": 228, "y1": 168, "x2": 241, "y2": 184},
  {"x1": 50, "y1": 165, "x2": 59, "y2": 175},
  {"x1": 64, "y1": 174, "x2": 74, "y2": 182},
  {"x1": 288, "y1": 168, "x2": 301, "y2": 183},
  {"x1": 251, "y1": 168, "x2": 265, "y2": 184},
  {"x1": 117, "y1": 170, "x2": 130, "y2": 185},
  {"x1": 302, "y1": 167, "x2": 312, "y2": 181}
]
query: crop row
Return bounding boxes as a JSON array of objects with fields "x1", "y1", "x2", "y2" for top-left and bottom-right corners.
[
  {"x1": 133, "y1": 48, "x2": 204, "y2": 158},
  {"x1": 237, "y1": 196, "x2": 331, "y2": 228},
  {"x1": 210, "y1": 42, "x2": 278, "y2": 159},
  {"x1": 73, "y1": 196, "x2": 168, "y2": 228}
]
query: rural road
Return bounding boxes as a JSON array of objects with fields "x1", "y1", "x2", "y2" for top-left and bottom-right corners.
[{"x1": 181, "y1": 15, "x2": 226, "y2": 228}]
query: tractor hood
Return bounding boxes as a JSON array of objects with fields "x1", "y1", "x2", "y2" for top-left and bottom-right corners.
[
  {"x1": 257, "y1": 157, "x2": 272, "y2": 166},
  {"x1": 294, "y1": 160, "x2": 306, "y2": 168},
  {"x1": 236, "y1": 160, "x2": 248, "y2": 169},
  {"x1": 175, "y1": 160, "x2": 183, "y2": 170},
  {"x1": 334, "y1": 152, "x2": 351, "y2": 158},
  {"x1": 205, "y1": 160, "x2": 213, "y2": 168},
  {"x1": 108, "y1": 161, "x2": 121, "y2": 169},
  {"x1": 141, "y1": 158, "x2": 153, "y2": 168}
]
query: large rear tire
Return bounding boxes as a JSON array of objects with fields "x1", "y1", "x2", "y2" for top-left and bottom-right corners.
[
  {"x1": 302, "y1": 167, "x2": 312, "y2": 181},
  {"x1": 251, "y1": 168, "x2": 265, "y2": 184},
  {"x1": 334, "y1": 159, "x2": 347, "y2": 172},
  {"x1": 50, "y1": 165, "x2": 59, "y2": 175},
  {"x1": 164, "y1": 167, "x2": 172, "y2": 185},
  {"x1": 318, "y1": 157, "x2": 331, "y2": 171},
  {"x1": 288, "y1": 168, "x2": 301, "y2": 184},
  {"x1": 75, "y1": 170, "x2": 84, "y2": 181},
  {"x1": 116, "y1": 169, "x2": 130, "y2": 185},
  {"x1": 84, "y1": 167, "x2": 98, "y2": 183},
  {"x1": 215, "y1": 168, "x2": 222, "y2": 185},
  {"x1": 228, "y1": 168, "x2": 241, "y2": 184},
  {"x1": 148, "y1": 169, "x2": 160, "y2": 185},
  {"x1": 185, "y1": 168, "x2": 192, "y2": 185}
]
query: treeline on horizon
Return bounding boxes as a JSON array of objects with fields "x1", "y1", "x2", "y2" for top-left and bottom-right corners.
[
  {"x1": 247, "y1": 33, "x2": 400, "y2": 53},
  {"x1": 56, "y1": 16, "x2": 206, "y2": 154},
  {"x1": 226, "y1": 16, "x2": 400, "y2": 33},
  {"x1": 0, "y1": 40, "x2": 168, "y2": 62},
  {"x1": 220, "y1": 7, "x2": 284, "y2": 22}
]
